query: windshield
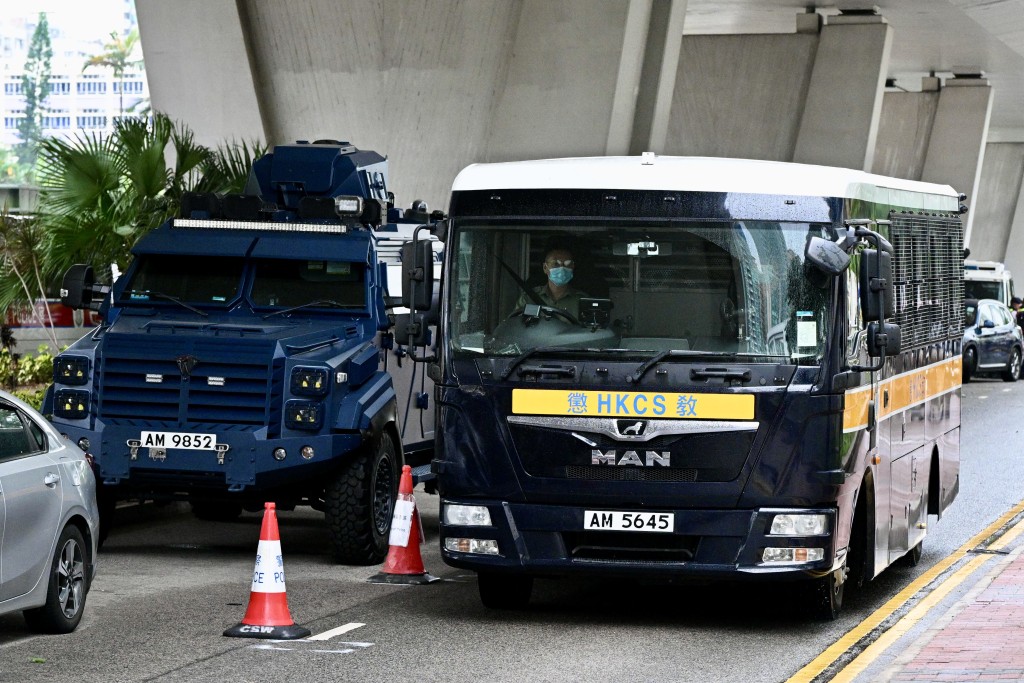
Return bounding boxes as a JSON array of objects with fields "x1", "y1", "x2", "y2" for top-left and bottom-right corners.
[
  {"x1": 250, "y1": 259, "x2": 366, "y2": 309},
  {"x1": 450, "y1": 221, "x2": 831, "y2": 365},
  {"x1": 120, "y1": 255, "x2": 245, "y2": 305},
  {"x1": 964, "y1": 280, "x2": 1003, "y2": 303}
]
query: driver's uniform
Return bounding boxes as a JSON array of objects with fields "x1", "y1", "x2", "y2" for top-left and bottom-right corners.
[{"x1": 515, "y1": 285, "x2": 589, "y2": 317}]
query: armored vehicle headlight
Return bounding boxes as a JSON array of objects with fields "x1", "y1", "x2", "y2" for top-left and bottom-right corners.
[
  {"x1": 54, "y1": 356, "x2": 90, "y2": 385},
  {"x1": 334, "y1": 196, "x2": 363, "y2": 216},
  {"x1": 291, "y1": 367, "x2": 329, "y2": 396},
  {"x1": 54, "y1": 389, "x2": 89, "y2": 420},
  {"x1": 285, "y1": 400, "x2": 323, "y2": 430},
  {"x1": 769, "y1": 513, "x2": 828, "y2": 536}
]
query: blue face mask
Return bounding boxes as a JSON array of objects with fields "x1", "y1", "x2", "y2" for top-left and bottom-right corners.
[{"x1": 548, "y1": 267, "x2": 574, "y2": 287}]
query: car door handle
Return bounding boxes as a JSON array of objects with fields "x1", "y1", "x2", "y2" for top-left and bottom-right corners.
[{"x1": 43, "y1": 472, "x2": 60, "y2": 487}]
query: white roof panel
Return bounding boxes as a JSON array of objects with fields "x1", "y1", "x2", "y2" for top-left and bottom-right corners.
[{"x1": 451, "y1": 155, "x2": 960, "y2": 211}]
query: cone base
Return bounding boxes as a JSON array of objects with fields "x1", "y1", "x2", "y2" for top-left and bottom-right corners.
[
  {"x1": 223, "y1": 622, "x2": 312, "y2": 639},
  {"x1": 367, "y1": 571, "x2": 441, "y2": 585}
]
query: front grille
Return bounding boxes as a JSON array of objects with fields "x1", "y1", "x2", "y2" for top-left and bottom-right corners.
[
  {"x1": 98, "y1": 336, "x2": 273, "y2": 426},
  {"x1": 563, "y1": 530, "x2": 698, "y2": 563},
  {"x1": 565, "y1": 465, "x2": 698, "y2": 482}
]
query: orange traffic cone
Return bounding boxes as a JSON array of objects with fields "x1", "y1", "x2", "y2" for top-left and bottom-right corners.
[
  {"x1": 223, "y1": 502, "x2": 311, "y2": 639},
  {"x1": 368, "y1": 465, "x2": 439, "y2": 585}
]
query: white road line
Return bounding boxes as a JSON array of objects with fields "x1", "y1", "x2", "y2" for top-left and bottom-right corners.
[
  {"x1": 311, "y1": 649, "x2": 356, "y2": 655},
  {"x1": 307, "y1": 622, "x2": 366, "y2": 641}
]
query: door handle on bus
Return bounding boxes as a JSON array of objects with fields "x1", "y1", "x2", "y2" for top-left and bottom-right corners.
[{"x1": 43, "y1": 472, "x2": 60, "y2": 487}]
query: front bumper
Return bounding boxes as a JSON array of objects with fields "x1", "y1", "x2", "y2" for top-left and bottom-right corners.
[
  {"x1": 59, "y1": 421, "x2": 362, "y2": 493},
  {"x1": 440, "y1": 500, "x2": 839, "y2": 580}
]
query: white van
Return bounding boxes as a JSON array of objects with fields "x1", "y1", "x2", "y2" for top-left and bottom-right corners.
[{"x1": 964, "y1": 260, "x2": 1015, "y2": 306}]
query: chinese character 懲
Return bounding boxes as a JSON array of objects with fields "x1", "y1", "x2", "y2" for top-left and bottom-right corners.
[{"x1": 568, "y1": 392, "x2": 588, "y2": 414}]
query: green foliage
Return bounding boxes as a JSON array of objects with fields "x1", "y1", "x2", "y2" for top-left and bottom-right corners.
[
  {"x1": 0, "y1": 345, "x2": 54, "y2": 409},
  {"x1": 83, "y1": 29, "x2": 142, "y2": 117},
  {"x1": 33, "y1": 113, "x2": 266, "y2": 286},
  {"x1": 16, "y1": 13, "x2": 53, "y2": 174}
]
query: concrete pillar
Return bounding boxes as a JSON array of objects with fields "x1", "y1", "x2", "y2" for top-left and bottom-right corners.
[
  {"x1": 135, "y1": 0, "x2": 265, "y2": 146},
  {"x1": 606, "y1": 0, "x2": 654, "y2": 156},
  {"x1": 969, "y1": 142, "x2": 1024, "y2": 263},
  {"x1": 921, "y1": 76, "x2": 993, "y2": 247},
  {"x1": 634, "y1": 0, "x2": 687, "y2": 154},
  {"x1": 792, "y1": 11, "x2": 892, "y2": 171},
  {"x1": 871, "y1": 77, "x2": 940, "y2": 180}
]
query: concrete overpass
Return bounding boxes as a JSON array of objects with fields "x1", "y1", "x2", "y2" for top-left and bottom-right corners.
[{"x1": 137, "y1": 0, "x2": 1024, "y2": 274}]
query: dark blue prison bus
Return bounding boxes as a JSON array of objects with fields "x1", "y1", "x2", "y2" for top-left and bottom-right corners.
[{"x1": 410, "y1": 154, "x2": 963, "y2": 619}]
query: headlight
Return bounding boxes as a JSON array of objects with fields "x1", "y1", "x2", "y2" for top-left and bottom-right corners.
[
  {"x1": 291, "y1": 367, "x2": 329, "y2": 397},
  {"x1": 54, "y1": 356, "x2": 90, "y2": 385},
  {"x1": 284, "y1": 400, "x2": 323, "y2": 430},
  {"x1": 443, "y1": 504, "x2": 492, "y2": 526},
  {"x1": 334, "y1": 196, "x2": 363, "y2": 215},
  {"x1": 444, "y1": 538, "x2": 499, "y2": 555},
  {"x1": 770, "y1": 513, "x2": 828, "y2": 536},
  {"x1": 54, "y1": 389, "x2": 89, "y2": 420},
  {"x1": 761, "y1": 547, "x2": 825, "y2": 564}
]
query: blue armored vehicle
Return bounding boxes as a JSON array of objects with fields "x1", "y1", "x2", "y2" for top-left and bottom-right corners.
[{"x1": 48, "y1": 140, "x2": 438, "y2": 564}]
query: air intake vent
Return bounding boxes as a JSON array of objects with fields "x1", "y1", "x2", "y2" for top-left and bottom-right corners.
[{"x1": 565, "y1": 465, "x2": 697, "y2": 482}]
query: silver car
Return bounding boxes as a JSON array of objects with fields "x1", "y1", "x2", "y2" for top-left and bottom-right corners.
[{"x1": 0, "y1": 390, "x2": 98, "y2": 632}]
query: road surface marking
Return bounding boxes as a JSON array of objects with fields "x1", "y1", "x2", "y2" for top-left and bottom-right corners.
[
  {"x1": 307, "y1": 622, "x2": 366, "y2": 641},
  {"x1": 785, "y1": 497, "x2": 1024, "y2": 683}
]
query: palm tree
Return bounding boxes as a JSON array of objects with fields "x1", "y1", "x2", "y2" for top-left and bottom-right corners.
[
  {"x1": 0, "y1": 211, "x2": 59, "y2": 349},
  {"x1": 19, "y1": 113, "x2": 263, "y2": 299},
  {"x1": 82, "y1": 29, "x2": 142, "y2": 118}
]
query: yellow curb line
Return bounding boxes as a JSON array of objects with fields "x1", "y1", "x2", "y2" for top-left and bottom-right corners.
[{"x1": 785, "y1": 498, "x2": 1024, "y2": 683}]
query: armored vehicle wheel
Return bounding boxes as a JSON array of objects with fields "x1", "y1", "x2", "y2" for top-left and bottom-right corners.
[
  {"x1": 478, "y1": 572, "x2": 533, "y2": 610},
  {"x1": 325, "y1": 430, "x2": 399, "y2": 564},
  {"x1": 191, "y1": 501, "x2": 243, "y2": 522}
]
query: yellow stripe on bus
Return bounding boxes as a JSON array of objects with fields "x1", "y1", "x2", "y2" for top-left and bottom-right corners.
[
  {"x1": 511, "y1": 389, "x2": 754, "y2": 420},
  {"x1": 842, "y1": 356, "x2": 962, "y2": 433}
]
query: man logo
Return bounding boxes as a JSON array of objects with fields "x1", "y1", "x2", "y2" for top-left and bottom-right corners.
[
  {"x1": 176, "y1": 354, "x2": 199, "y2": 378},
  {"x1": 617, "y1": 419, "x2": 646, "y2": 437}
]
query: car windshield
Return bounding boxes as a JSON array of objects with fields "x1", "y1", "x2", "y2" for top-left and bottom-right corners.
[
  {"x1": 120, "y1": 255, "x2": 245, "y2": 305},
  {"x1": 449, "y1": 220, "x2": 831, "y2": 365},
  {"x1": 250, "y1": 258, "x2": 366, "y2": 309},
  {"x1": 965, "y1": 302, "x2": 978, "y2": 326}
]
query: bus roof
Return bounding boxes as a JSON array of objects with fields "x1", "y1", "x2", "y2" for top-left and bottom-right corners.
[{"x1": 451, "y1": 155, "x2": 960, "y2": 211}]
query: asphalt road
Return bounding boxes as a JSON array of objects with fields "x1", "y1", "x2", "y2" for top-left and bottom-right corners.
[{"x1": 2, "y1": 378, "x2": 1023, "y2": 683}]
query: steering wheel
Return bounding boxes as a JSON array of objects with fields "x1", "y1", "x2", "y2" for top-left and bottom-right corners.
[{"x1": 507, "y1": 305, "x2": 580, "y2": 326}]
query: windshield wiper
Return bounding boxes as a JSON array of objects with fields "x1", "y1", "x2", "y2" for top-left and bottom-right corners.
[
  {"x1": 626, "y1": 350, "x2": 730, "y2": 383},
  {"x1": 262, "y1": 299, "x2": 349, "y2": 319},
  {"x1": 139, "y1": 291, "x2": 209, "y2": 317},
  {"x1": 499, "y1": 346, "x2": 636, "y2": 381}
]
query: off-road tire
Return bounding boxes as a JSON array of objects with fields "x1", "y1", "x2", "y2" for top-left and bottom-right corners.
[
  {"x1": 325, "y1": 430, "x2": 399, "y2": 565},
  {"x1": 23, "y1": 525, "x2": 88, "y2": 633}
]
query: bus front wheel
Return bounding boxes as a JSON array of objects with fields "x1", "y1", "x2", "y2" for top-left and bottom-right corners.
[{"x1": 800, "y1": 569, "x2": 844, "y2": 621}]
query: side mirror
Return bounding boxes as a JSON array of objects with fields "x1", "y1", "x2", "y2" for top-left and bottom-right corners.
[
  {"x1": 60, "y1": 264, "x2": 96, "y2": 310},
  {"x1": 867, "y1": 321, "x2": 901, "y2": 357},
  {"x1": 805, "y1": 236, "x2": 851, "y2": 276},
  {"x1": 983, "y1": 319, "x2": 996, "y2": 329},
  {"x1": 401, "y1": 240, "x2": 435, "y2": 312},
  {"x1": 859, "y1": 249, "x2": 894, "y2": 322}
]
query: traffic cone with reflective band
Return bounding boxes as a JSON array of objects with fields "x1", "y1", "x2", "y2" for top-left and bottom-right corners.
[
  {"x1": 368, "y1": 465, "x2": 439, "y2": 585},
  {"x1": 223, "y1": 502, "x2": 311, "y2": 639}
]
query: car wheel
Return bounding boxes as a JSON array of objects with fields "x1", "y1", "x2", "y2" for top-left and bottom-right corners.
[
  {"x1": 963, "y1": 347, "x2": 977, "y2": 383},
  {"x1": 325, "y1": 430, "x2": 399, "y2": 565},
  {"x1": 1004, "y1": 347, "x2": 1022, "y2": 382},
  {"x1": 23, "y1": 524, "x2": 88, "y2": 633}
]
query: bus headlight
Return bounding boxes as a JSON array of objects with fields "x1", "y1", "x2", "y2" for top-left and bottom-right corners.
[
  {"x1": 443, "y1": 504, "x2": 492, "y2": 526},
  {"x1": 444, "y1": 538, "x2": 499, "y2": 555},
  {"x1": 762, "y1": 547, "x2": 824, "y2": 564},
  {"x1": 770, "y1": 513, "x2": 828, "y2": 536}
]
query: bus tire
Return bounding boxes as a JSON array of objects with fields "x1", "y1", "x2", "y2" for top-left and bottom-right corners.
[
  {"x1": 325, "y1": 430, "x2": 398, "y2": 565},
  {"x1": 1002, "y1": 347, "x2": 1021, "y2": 382},
  {"x1": 478, "y1": 572, "x2": 533, "y2": 609},
  {"x1": 801, "y1": 570, "x2": 844, "y2": 621},
  {"x1": 899, "y1": 540, "x2": 924, "y2": 567}
]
